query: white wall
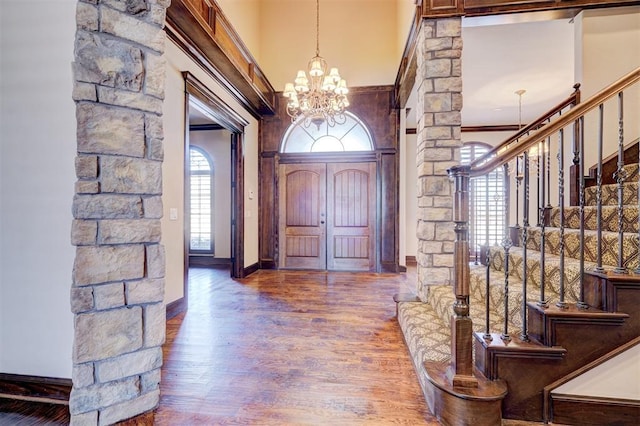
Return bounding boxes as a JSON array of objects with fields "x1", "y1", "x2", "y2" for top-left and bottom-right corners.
[
  {"x1": 216, "y1": 0, "x2": 262, "y2": 62},
  {"x1": 163, "y1": 39, "x2": 260, "y2": 304},
  {"x1": 575, "y1": 6, "x2": 640, "y2": 170},
  {"x1": 404, "y1": 132, "x2": 418, "y2": 260},
  {"x1": 0, "y1": 0, "x2": 76, "y2": 378},
  {"x1": 258, "y1": 0, "x2": 401, "y2": 90},
  {"x1": 190, "y1": 130, "x2": 232, "y2": 259}
]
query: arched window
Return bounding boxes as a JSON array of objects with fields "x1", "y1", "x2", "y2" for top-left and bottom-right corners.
[
  {"x1": 461, "y1": 142, "x2": 506, "y2": 256},
  {"x1": 189, "y1": 146, "x2": 214, "y2": 253},
  {"x1": 280, "y1": 111, "x2": 374, "y2": 153}
]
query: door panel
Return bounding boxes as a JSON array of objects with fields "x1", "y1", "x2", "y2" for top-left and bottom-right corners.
[
  {"x1": 279, "y1": 162, "x2": 376, "y2": 271},
  {"x1": 327, "y1": 163, "x2": 376, "y2": 271},
  {"x1": 278, "y1": 163, "x2": 326, "y2": 269}
]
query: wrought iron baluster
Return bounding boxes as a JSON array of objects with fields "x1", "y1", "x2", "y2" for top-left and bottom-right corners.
[
  {"x1": 594, "y1": 104, "x2": 605, "y2": 273},
  {"x1": 577, "y1": 116, "x2": 588, "y2": 309},
  {"x1": 546, "y1": 135, "x2": 552, "y2": 209},
  {"x1": 557, "y1": 128, "x2": 567, "y2": 308},
  {"x1": 614, "y1": 92, "x2": 628, "y2": 274},
  {"x1": 636, "y1": 135, "x2": 640, "y2": 275},
  {"x1": 515, "y1": 156, "x2": 522, "y2": 229},
  {"x1": 521, "y1": 151, "x2": 530, "y2": 341},
  {"x1": 636, "y1": 140, "x2": 640, "y2": 274},
  {"x1": 484, "y1": 245, "x2": 492, "y2": 340},
  {"x1": 501, "y1": 235, "x2": 512, "y2": 341},
  {"x1": 538, "y1": 130, "x2": 549, "y2": 308},
  {"x1": 536, "y1": 143, "x2": 541, "y2": 226}
]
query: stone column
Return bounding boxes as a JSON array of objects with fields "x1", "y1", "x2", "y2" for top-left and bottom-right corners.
[
  {"x1": 70, "y1": 1, "x2": 169, "y2": 424},
  {"x1": 415, "y1": 17, "x2": 462, "y2": 300}
]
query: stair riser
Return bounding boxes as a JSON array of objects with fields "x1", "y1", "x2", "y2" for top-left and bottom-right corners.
[
  {"x1": 526, "y1": 227, "x2": 640, "y2": 270},
  {"x1": 549, "y1": 205, "x2": 639, "y2": 233},
  {"x1": 489, "y1": 248, "x2": 584, "y2": 302},
  {"x1": 584, "y1": 181, "x2": 638, "y2": 206}
]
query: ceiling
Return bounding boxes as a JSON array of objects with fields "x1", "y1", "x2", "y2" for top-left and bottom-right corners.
[
  {"x1": 192, "y1": 6, "x2": 578, "y2": 129},
  {"x1": 406, "y1": 13, "x2": 577, "y2": 128},
  {"x1": 407, "y1": 10, "x2": 576, "y2": 128}
]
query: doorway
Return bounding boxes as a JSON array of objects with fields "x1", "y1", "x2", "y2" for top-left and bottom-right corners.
[
  {"x1": 278, "y1": 161, "x2": 376, "y2": 271},
  {"x1": 183, "y1": 72, "x2": 248, "y2": 281}
]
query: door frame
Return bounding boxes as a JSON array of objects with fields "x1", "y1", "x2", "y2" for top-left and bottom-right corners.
[
  {"x1": 183, "y1": 72, "x2": 249, "y2": 304},
  {"x1": 276, "y1": 151, "x2": 380, "y2": 271}
]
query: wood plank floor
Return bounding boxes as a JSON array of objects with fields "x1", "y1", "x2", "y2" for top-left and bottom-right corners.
[
  {"x1": 152, "y1": 267, "x2": 435, "y2": 424},
  {"x1": 0, "y1": 267, "x2": 436, "y2": 425}
]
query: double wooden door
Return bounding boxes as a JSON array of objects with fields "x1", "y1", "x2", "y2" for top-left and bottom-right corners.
[{"x1": 278, "y1": 162, "x2": 376, "y2": 271}]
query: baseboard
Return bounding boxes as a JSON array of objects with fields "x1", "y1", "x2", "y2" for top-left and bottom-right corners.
[
  {"x1": 189, "y1": 256, "x2": 230, "y2": 267},
  {"x1": 260, "y1": 259, "x2": 276, "y2": 269},
  {"x1": 166, "y1": 297, "x2": 186, "y2": 320},
  {"x1": 243, "y1": 262, "x2": 259, "y2": 276},
  {"x1": 550, "y1": 394, "x2": 640, "y2": 425},
  {"x1": 405, "y1": 256, "x2": 417, "y2": 266},
  {"x1": 0, "y1": 373, "x2": 71, "y2": 405}
]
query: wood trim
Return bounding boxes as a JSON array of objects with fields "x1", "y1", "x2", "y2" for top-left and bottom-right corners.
[
  {"x1": 406, "y1": 128, "x2": 417, "y2": 135},
  {"x1": 190, "y1": 123, "x2": 224, "y2": 132},
  {"x1": 184, "y1": 72, "x2": 249, "y2": 133},
  {"x1": 419, "y1": 0, "x2": 639, "y2": 18},
  {"x1": 549, "y1": 394, "x2": 640, "y2": 426},
  {"x1": 394, "y1": 9, "x2": 419, "y2": 108},
  {"x1": 462, "y1": 124, "x2": 520, "y2": 132},
  {"x1": 0, "y1": 374, "x2": 71, "y2": 405},
  {"x1": 543, "y1": 336, "x2": 640, "y2": 423},
  {"x1": 188, "y1": 256, "x2": 231, "y2": 267},
  {"x1": 166, "y1": 0, "x2": 275, "y2": 117},
  {"x1": 166, "y1": 297, "x2": 186, "y2": 319},
  {"x1": 278, "y1": 152, "x2": 379, "y2": 165},
  {"x1": 405, "y1": 255, "x2": 417, "y2": 266},
  {"x1": 243, "y1": 262, "x2": 260, "y2": 277},
  {"x1": 231, "y1": 133, "x2": 245, "y2": 278}
]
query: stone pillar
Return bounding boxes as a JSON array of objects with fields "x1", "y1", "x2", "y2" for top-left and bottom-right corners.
[
  {"x1": 70, "y1": 1, "x2": 169, "y2": 424},
  {"x1": 415, "y1": 17, "x2": 462, "y2": 300}
]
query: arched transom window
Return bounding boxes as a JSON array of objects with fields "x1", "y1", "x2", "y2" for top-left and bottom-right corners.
[{"x1": 280, "y1": 112, "x2": 374, "y2": 153}]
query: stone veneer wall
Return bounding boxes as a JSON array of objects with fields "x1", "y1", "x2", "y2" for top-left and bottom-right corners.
[
  {"x1": 415, "y1": 17, "x2": 462, "y2": 300},
  {"x1": 70, "y1": 0, "x2": 170, "y2": 424}
]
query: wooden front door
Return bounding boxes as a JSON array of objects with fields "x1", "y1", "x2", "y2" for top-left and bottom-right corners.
[{"x1": 279, "y1": 162, "x2": 376, "y2": 271}]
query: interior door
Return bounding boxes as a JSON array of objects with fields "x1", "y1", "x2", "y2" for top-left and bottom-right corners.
[
  {"x1": 279, "y1": 162, "x2": 376, "y2": 271},
  {"x1": 278, "y1": 163, "x2": 327, "y2": 269}
]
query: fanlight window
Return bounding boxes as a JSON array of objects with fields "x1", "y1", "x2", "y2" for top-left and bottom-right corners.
[
  {"x1": 281, "y1": 112, "x2": 374, "y2": 153},
  {"x1": 462, "y1": 143, "x2": 506, "y2": 256}
]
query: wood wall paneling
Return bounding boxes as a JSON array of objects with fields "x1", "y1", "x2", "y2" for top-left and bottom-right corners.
[
  {"x1": 260, "y1": 86, "x2": 399, "y2": 271},
  {"x1": 166, "y1": 0, "x2": 276, "y2": 117}
]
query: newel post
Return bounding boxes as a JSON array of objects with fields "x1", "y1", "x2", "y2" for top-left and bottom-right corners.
[{"x1": 448, "y1": 164, "x2": 478, "y2": 388}]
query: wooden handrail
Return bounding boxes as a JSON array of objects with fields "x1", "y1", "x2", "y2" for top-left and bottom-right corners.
[
  {"x1": 461, "y1": 67, "x2": 640, "y2": 178},
  {"x1": 469, "y1": 84, "x2": 581, "y2": 169}
]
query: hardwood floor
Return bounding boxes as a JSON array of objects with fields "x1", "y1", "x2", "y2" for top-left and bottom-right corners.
[
  {"x1": 0, "y1": 267, "x2": 436, "y2": 425},
  {"x1": 152, "y1": 267, "x2": 435, "y2": 424}
]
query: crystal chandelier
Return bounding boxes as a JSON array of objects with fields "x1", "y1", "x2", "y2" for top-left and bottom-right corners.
[{"x1": 282, "y1": 0, "x2": 349, "y2": 128}]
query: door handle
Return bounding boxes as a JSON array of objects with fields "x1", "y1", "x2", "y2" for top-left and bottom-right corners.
[{"x1": 320, "y1": 221, "x2": 325, "y2": 224}]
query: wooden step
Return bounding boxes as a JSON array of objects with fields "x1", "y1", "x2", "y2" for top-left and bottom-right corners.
[
  {"x1": 474, "y1": 303, "x2": 634, "y2": 421},
  {"x1": 544, "y1": 337, "x2": 640, "y2": 425}
]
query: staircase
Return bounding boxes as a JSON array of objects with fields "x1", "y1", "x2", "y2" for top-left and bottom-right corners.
[{"x1": 397, "y1": 68, "x2": 640, "y2": 425}]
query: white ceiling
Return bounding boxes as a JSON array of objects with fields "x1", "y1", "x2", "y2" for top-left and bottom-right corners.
[
  {"x1": 193, "y1": 7, "x2": 578, "y2": 129},
  {"x1": 407, "y1": 13, "x2": 577, "y2": 128}
]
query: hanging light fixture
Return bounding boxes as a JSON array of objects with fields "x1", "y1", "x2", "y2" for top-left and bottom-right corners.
[{"x1": 282, "y1": 0, "x2": 349, "y2": 128}]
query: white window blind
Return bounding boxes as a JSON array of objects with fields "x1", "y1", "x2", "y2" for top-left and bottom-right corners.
[
  {"x1": 190, "y1": 147, "x2": 214, "y2": 252},
  {"x1": 461, "y1": 144, "x2": 506, "y2": 254}
]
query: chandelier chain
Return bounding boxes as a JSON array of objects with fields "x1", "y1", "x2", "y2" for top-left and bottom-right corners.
[
  {"x1": 316, "y1": 0, "x2": 320, "y2": 56},
  {"x1": 282, "y1": 0, "x2": 349, "y2": 128}
]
